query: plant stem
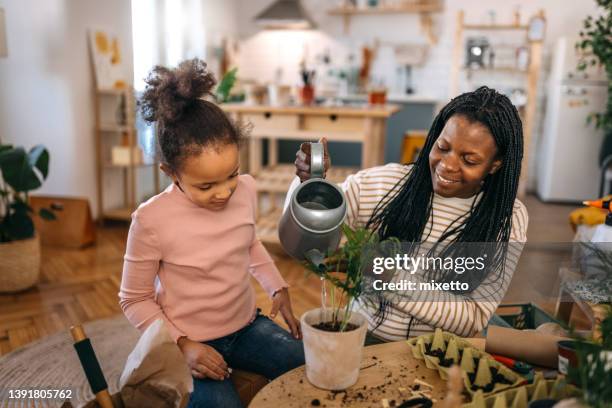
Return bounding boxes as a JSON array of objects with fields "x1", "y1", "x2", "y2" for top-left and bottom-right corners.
[{"x1": 340, "y1": 297, "x2": 353, "y2": 332}]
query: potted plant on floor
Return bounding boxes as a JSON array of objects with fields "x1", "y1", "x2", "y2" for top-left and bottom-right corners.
[
  {"x1": 0, "y1": 143, "x2": 55, "y2": 292},
  {"x1": 301, "y1": 225, "x2": 389, "y2": 390}
]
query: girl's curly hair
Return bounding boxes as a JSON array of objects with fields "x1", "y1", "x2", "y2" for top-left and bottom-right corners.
[{"x1": 140, "y1": 59, "x2": 245, "y2": 173}]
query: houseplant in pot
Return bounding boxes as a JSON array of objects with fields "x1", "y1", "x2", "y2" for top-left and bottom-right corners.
[
  {"x1": 302, "y1": 224, "x2": 388, "y2": 390},
  {"x1": 0, "y1": 143, "x2": 55, "y2": 292},
  {"x1": 576, "y1": 0, "x2": 612, "y2": 165}
]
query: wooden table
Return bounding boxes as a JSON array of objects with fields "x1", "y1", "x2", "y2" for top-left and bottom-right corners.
[
  {"x1": 249, "y1": 339, "x2": 485, "y2": 408},
  {"x1": 222, "y1": 103, "x2": 400, "y2": 174}
]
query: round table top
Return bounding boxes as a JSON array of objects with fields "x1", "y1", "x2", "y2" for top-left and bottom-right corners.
[{"x1": 249, "y1": 341, "x2": 450, "y2": 408}]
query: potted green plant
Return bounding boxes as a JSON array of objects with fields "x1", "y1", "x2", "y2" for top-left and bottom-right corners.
[
  {"x1": 301, "y1": 225, "x2": 386, "y2": 390},
  {"x1": 0, "y1": 143, "x2": 55, "y2": 292},
  {"x1": 576, "y1": 0, "x2": 612, "y2": 164},
  {"x1": 565, "y1": 306, "x2": 612, "y2": 408}
]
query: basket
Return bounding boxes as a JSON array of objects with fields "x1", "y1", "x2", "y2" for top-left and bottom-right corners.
[{"x1": 0, "y1": 235, "x2": 41, "y2": 293}]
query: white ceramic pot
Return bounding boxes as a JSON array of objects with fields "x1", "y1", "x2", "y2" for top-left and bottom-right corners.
[
  {"x1": 0, "y1": 235, "x2": 41, "y2": 293},
  {"x1": 300, "y1": 308, "x2": 367, "y2": 390}
]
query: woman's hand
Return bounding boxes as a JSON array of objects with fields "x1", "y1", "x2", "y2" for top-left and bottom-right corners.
[
  {"x1": 295, "y1": 137, "x2": 331, "y2": 182},
  {"x1": 178, "y1": 337, "x2": 230, "y2": 381},
  {"x1": 269, "y1": 288, "x2": 302, "y2": 339}
]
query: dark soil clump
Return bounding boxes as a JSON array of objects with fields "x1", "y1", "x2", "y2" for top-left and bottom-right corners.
[{"x1": 313, "y1": 321, "x2": 359, "y2": 332}]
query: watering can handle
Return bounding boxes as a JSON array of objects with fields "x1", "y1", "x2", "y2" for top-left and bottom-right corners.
[{"x1": 310, "y1": 142, "x2": 324, "y2": 179}]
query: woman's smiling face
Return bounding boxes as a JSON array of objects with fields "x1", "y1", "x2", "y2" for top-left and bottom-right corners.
[{"x1": 429, "y1": 114, "x2": 502, "y2": 198}]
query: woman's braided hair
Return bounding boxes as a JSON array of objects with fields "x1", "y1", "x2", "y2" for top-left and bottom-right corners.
[{"x1": 367, "y1": 86, "x2": 523, "y2": 300}]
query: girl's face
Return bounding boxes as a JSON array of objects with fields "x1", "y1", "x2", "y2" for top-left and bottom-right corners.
[
  {"x1": 429, "y1": 114, "x2": 502, "y2": 199},
  {"x1": 164, "y1": 143, "x2": 240, "y2": 211}
]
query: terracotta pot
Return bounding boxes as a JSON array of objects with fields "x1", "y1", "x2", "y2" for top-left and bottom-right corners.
[
  {"x1": 299, "y1": 85, "x2": 315, "y2": 105},
  {"x1": 301, "y1": 308, "x2": 367, "y2": 390},
  {"x1": 0, "y1": 235, "x2": 41, "y2": 293}
]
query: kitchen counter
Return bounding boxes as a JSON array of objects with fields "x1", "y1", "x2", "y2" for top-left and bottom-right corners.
[
  {"x1": 342, "y1": 93, "x2": 441, "y2": 104},
  {"x1": 222, "y1": 103, "x2": 400, "y2": 118},
  {"x1": 222, "y1": 103, "x2": 400, "y2": 173}
]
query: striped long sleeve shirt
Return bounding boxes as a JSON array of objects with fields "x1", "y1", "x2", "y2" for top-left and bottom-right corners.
[{"x1": 287, "y1": 163, "x2": 528, "y2": 340}]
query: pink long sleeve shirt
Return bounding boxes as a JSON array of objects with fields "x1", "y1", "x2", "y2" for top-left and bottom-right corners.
[{"x1": 118, "y1": 174, "x2": 288, "y2": 343}]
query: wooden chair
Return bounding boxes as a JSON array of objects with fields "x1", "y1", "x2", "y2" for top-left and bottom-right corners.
[{"x1": 401, "y1": 130, "x2": 428, "y2": 164}]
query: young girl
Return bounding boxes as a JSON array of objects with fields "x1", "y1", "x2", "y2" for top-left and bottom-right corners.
[
  {"x1": 292, "y1": 86, "x2": 528, "y2": 343},
  {"x1": 119, "y1": 59, "x2": 304, "y2": 408}
]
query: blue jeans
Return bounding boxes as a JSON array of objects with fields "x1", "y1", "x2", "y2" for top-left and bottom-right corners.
[{"x1": 187, "y1": 310, "x2": 305, "y2": 408}]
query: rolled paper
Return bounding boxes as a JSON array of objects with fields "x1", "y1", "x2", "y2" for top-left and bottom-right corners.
[
  {"x1": 445, "y1": 337, "x2": 459, "y2": 364},
  {"x1": 531, "y1": 378, "x2": 548, "y2": 401},
  {"x1": 461, "y1": 347, "x2": 476, "y2": 373},
  {"x1": 474, "y1": 358, "x2": 492, "y2": 388},
  {"x1": 511, "y1": 386, "x2": 528, "y2": 408},
  {"x1": 432, "y1": 328, "x2": 446, "y2": 351},
  {"x1": 485, "y1": 326, "x2": 568, "y2": 368},
  {"x1": 492, "y1": 393, "x2": 507, "y2": 408}
]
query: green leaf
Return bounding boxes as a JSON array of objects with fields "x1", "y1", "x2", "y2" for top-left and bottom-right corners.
[
  {"x1": 216, "y1": 68, "x2": 238, "y2": 103},
  {"x1": 10, "y1": 200, "x2": 33, "y2": 214},
  {"x1": 39, "y1": 207, "x2": 57, "y2": 220},
  {"x1": 0, "y1": 144, "x2": 12, "y2": 154},
  {"x1": 3, "y1": 211, "x2": 35, "y2": 240},
  {"x1": 0, "y1": 147, "x2": 43, "y2": 192},
  {"x1": 28, "y1": 145, "x2": 49, "y2": 180}
]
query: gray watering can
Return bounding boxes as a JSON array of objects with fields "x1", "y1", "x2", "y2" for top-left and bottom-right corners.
[{"x1": 278, "y1": 143, "x2": 347, "y2": 261}]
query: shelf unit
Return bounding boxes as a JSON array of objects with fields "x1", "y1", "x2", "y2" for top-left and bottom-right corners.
[
  {"x1": 328, "y1": 1, "x2": 443, "y2": 45},
  {"x1": 94, "y1": 86, "x2": 161, "y2": 223},
  {"x1": 450, "y1": 10, "x2": 546, "y2": 198}
]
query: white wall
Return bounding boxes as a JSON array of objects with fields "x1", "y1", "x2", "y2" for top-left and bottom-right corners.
[{"x1": 0, "y1": 0, "x2": 133, "y2": 217}]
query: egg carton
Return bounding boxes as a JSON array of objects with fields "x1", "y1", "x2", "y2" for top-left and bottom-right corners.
[
  {"x1": 406, "y1": 329, "x2": 525, "y2": 398},
  {"x1": 463, "y1": 372, "x2": 581, "y2": 408}
]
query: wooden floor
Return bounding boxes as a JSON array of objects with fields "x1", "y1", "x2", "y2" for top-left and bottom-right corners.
[{"x1": 0, "y1": 194, "x2": 585, "y2": 356}]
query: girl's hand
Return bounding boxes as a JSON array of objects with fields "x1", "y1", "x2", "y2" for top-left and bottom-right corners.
[
  {"x1": 178, "y1": 337, "x2": 230, "y2": 381},
  {"x1": 295, "y1": 137, "x2": 331, "y2": 183},
  {"x1": 269, "y1": 288, "x2": 302, "y2": 339}
]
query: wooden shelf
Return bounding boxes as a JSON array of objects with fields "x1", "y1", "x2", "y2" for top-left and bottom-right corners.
[
  {"x1": 254, "y1": 164, "x2": 358, "y2": 193},
  {"x1": 462, "y1": 24, "x2": 527, "y2": 31},
  {"x1": 328, "y1": 1, "x2": 443, "y2": 44},
  {"x1": 102, "y1": 207, "x2": 134, "y2": 221}
]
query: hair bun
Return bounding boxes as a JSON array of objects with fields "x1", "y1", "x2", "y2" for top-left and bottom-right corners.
[{"x1": 140, "y1": 58, "x2": 217, "y2": 124}]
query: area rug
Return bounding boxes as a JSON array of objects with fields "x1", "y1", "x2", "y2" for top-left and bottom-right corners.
[{"x1": 0, "y1": 314, "x2": 140, "y2": 407}]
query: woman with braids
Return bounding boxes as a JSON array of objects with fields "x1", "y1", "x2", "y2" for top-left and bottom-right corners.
[
  {"x1": 290, "y1": 86, "x2": 528, "y2": 343},
  {"x1": 119, "y1": 59, "x2": 304, "y2": 408}
]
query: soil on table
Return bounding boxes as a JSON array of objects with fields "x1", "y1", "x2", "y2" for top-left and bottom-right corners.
[{"x1": 313, "y1": 321, "x2": 359, "y2": 332}]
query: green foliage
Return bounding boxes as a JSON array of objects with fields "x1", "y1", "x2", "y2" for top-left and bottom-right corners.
[
  {"x1": 216, "y1": 68, "x2": 238, "y2": 103},
  {"x1": 576, "y1": 0, "x2": 612, "y2": 133},
  {"x1": 567, "y1": 306, "x2": 612, "y2": 408},
  {"x1": 304, "y1": 225, "x2": 398, "y2": 331},
  {"x1": 0, "y1": 144, "x2": 56, "y2": 243}
]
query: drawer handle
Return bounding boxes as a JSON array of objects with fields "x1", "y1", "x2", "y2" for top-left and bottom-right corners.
[
  {"x1": 264, "y1": 112, "x2": 272, "y2": 119},
  {"x1": 330, "y1": 114, "x2": 338, "y2": 121}
]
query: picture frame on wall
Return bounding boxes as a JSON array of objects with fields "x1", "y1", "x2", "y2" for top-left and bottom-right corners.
[{"x1": 88, "y1": 28, "x2": 126, "y2": 90}]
